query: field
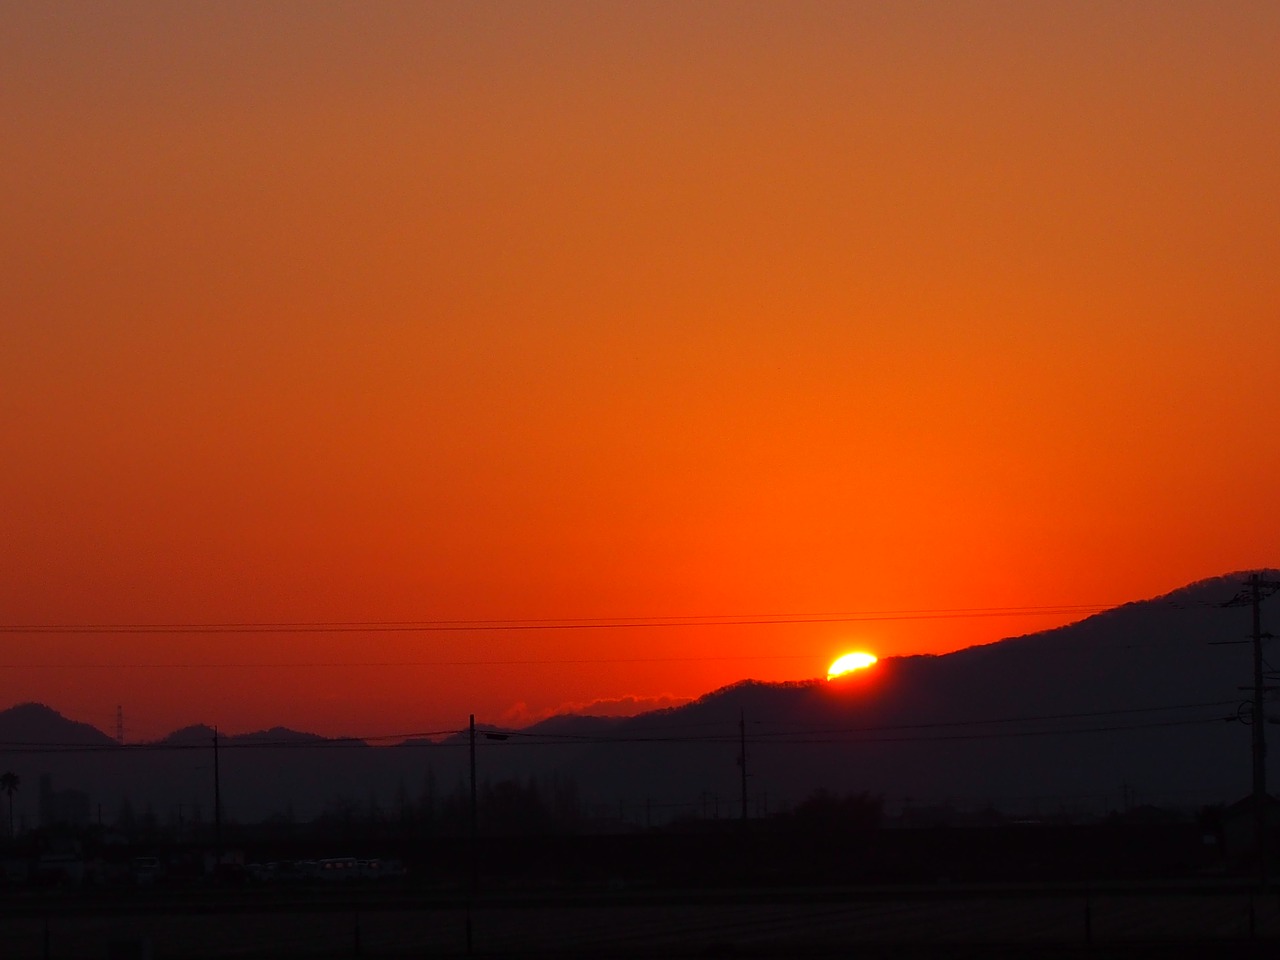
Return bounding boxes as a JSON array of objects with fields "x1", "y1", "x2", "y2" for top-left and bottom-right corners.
[{"x1": 4, "y1": 885, "x2": 1280, "y2": 959}]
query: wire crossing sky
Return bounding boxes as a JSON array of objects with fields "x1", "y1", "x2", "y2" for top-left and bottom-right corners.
[
  {"x1": 0, "y1": 603, "x2": 1115, "y2": 632},
  {"x1": 2, "y1": 1, "x2": 1278, "y2": 736}
]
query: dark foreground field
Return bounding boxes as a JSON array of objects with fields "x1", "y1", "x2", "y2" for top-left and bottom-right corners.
[{"x1": 4, "y1": 885, "x2": 1280, "y2": 959}]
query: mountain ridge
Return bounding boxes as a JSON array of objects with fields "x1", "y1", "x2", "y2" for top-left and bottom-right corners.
[
  {"x1": 3, "y1": 570, "x2": 1271, "y2": 746},
  {"x1": 2, "y1": 570, "x2": 1276, "y2": 824}
]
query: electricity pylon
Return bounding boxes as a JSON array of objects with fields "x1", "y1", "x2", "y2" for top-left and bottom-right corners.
[{"x1": 1221, "y1": 572, "x2": 1280, "y2": 885}]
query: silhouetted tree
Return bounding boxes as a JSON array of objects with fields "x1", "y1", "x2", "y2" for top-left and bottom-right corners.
[
  {"x1": 437, "y1": 778, "x2": 470, "y2": 836},
  {"x1": 395, "y1": 777, "x2": 412, "y2": 827},
  {"x1": 115, "y1": 797, "x2": 136, "y2": 835},
  {"x1": 548, "y1": 773, "x2": 582, "y2": 831},
  {"x1": 418, "y1": 770, "x2": 439, "y2": 833},
  {"x1": 790, "y1": 790, "x2": 883, "y2": 833},
  {"x1": 139, "y1": 803, "x2": 159, "y2": 840},
  {"x1": 0, "y1": 771, "x2": 18, "y2": 839},
  {"x1": 320, "y1": 795, "x2": 361, "y2": 837},
  {"x1": 481, "y1": 778, "x2": 553, "y2": 836},
  {"x1": 262, "y1": 804, "x2": 297, "y2": 839}
]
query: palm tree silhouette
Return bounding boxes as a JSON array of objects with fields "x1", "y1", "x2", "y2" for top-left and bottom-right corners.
[{"x1": 0, "y1": 772, "x2": 19, "y2": 840}]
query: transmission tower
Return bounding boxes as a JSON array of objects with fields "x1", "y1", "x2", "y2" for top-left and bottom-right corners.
[{"x1": 1221, "y1": 572, "x2": 1280, "y2": 884}]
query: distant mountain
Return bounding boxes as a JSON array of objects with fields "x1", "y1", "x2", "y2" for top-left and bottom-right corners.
[
  {"x1": 157, "y1": 725, "x2": 327, "y2": 746},
  {"x1": 537, "y1": 571, "x2": 1276, "y2": 818},
  {"x1": 158, "y1": 724, "x2": 217, "y2": 746},
  {"x1": 231, "y1": 727, "x2": 330, "y2": 745},
  {"x1": 1, "y1": 571, "x2": 1276, "y2": 826},
  {"x1": 525, "y1": 714, "x2": 627, "y2": 737},
  {"x1": 0, "y1": 702, "x2": 118, "y2": 747}
]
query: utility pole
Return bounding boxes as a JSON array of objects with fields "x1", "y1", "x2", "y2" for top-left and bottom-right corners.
[
  {"x1": 1251, "y1": 574, "x2": 1267, "y2": 885},
  {"x1": 469, "y1": 714, "x2": 478, "y2": 896},
  {"x1": 213, "y1": 726, "x2": 222, "y2": 867},
  {"x1": 467, "y1": 714, "x2": 478, "y2": 957},
  {"x1": 1220, "y1": 572, "x2": 1280, "y2": 886},
  {"x1": 1248, "y1": 574, "x2": 1277, "y2": 886},
  {"x1": 738, "y1": 709, "x2": 748, "y2": 821}
]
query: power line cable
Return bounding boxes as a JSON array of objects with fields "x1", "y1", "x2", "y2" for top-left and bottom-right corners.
[
  {"x1": 757, "y1": 715, "x2": 1230, "y2": 745},
  {"x1": 0, "y1": 699, "x2": 1234, "y2": 752},
  {"x1": 0, "y1": 603, "x2": 1121, "y2": 635},
  {"x1": 741, "y1": 699, "x2": 1241, "y2": 739},
  {"x1": 0, "y1": 655, "x2": 816, "y2": 669}
]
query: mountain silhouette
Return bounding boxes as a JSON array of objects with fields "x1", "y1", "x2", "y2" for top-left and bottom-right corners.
[
  {"x1": 542, "y1": 571, "x2": 1272, "y2": 817},
  {"x1": 1, "y1": 571, "x2": 1275, "y2": 825},
  {"x1": 0, "y1": 702, "x2": 118, "y2": 747}
]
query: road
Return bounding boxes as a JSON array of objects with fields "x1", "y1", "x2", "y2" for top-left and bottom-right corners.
[{"x1": 4, "y1": 884, "x2": 1279, "y2": 958}]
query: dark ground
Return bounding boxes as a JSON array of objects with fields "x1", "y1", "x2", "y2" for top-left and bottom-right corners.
[
  {"x1": 3, "y1": 818, "x2": 1276, "y2": 958},
  {"x1": 4, "y1": 883, "x2": 1280, "y2": 959}
]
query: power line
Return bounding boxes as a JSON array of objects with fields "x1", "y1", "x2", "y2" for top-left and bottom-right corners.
[
  {"x1": 493, "y1": 700, "x2": 1238, "y2": 744},
  {"x1": 0, "y1": 729, "x2": 465, "y2": 753},
  {"x1": 0, "y1": 699, "x2": 1233, "y2": 752},
  {"x1": 0, "y1": 603, "x2": 1118, "y2": 635},
  {"x1": 747, "y1": 716, "x2": 1228, "y2": 745},
  {"x1": 743, "y1": 699, "x2": 1241, "y2": 739},
  {"x1": 0, "y1": 655, "x2": 816, "y2": 669},
  {"x1": 0, "y1": 717, "x2": 1221, "y2": 753}
]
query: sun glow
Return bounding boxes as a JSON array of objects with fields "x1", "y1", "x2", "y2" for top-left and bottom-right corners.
[{"x1": 827, "y1": 652, "x2": 877, "y2": 680}]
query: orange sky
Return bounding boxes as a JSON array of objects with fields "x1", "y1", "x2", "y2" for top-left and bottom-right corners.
[{"x1": 2, "y1": 1, "x2": 1278, "y2": 739}]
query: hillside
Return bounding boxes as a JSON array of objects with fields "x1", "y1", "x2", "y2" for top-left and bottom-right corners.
[{"x1": 1, "y1": 572, "x2": 1275, "y2": 825}]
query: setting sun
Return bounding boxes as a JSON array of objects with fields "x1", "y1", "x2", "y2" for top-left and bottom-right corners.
[{"x1": 827, "y1": 652, "x2": 878, "y2": 680}]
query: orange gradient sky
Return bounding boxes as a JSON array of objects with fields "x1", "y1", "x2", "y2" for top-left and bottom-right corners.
[{"x1": 2, "y1": 1, "x2": 1278, "y2": 739}]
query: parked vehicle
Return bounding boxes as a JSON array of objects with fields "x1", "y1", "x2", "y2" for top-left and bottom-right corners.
[{"x1": 316, "y1": 857, "x2": 359, "y2": 881}]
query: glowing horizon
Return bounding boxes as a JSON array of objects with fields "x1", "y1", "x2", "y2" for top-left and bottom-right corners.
[{"x1": 2, "y1": 2, "x2": 1278, "y2": 737}]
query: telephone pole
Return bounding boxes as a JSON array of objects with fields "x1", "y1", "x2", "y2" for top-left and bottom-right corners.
[
  {"x1": 213, "y1": 726, "x2": 222, "y2": 866},
  {"x1": 1251, "y1": 574, "x2": 1267, "y2": 883},
  {"x1": 738, "y1": 709, "x2": 748, "y2": 821},
  {"x1": 467, "y1": 714, "x2": 478, "y2": 956},
  {"x1": 469, "y1": 714, "x2": 478, "y2": 895},
  {"x1": 1221, "y1": 572, "x2": 1280, "y2": 885}
]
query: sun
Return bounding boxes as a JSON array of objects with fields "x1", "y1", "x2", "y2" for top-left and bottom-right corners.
[{"x1": 827, "y1": 651, "x2": 877, "y2": 680}]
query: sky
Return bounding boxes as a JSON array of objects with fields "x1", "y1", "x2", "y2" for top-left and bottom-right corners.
[{"x1": 2, "y1": 1, "x2": 1278, "y2": 740}]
